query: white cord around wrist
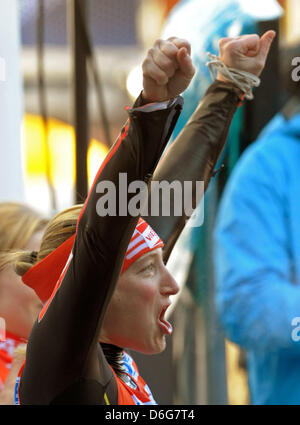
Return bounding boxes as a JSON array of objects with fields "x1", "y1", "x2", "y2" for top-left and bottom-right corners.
[{"x1": 206, "y1": 52, "x2": 260, "y2": 100}]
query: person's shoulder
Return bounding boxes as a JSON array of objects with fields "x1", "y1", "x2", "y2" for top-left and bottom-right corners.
[
  {"x1": 231, "y1": 113, "x2": 298, "y2": 185},
  {"x1": 252, "y1": 111, "x2": 300, "y2": 160}
]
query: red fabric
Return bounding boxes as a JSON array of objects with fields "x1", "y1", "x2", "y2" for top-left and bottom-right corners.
[
  {"x1": 110, "y1": 364, "x2": 152, "y2": 405},
  {"x1": 238, "y1": 93, "x2": 245, "y2": 107},
  {"x1": 22, "y1": 234, "x2": 76, "y2": 304},
  {"x1": 0, "y1": 332, "x2": 24, "y2": 391}
]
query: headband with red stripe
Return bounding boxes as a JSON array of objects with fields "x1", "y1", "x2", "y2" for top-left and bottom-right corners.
[
  {"x1": 121, "y1": 218, "x2": 164, "y2": 273},
  {"x1": 22, "y1": 218, "x2": 164, "y2": 304}
]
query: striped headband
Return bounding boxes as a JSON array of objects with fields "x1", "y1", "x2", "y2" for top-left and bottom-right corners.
[
  {"x1": 121, "y1": 218, "x2": 164, "y2": 273},
  {"x1": 22, "y1": 218, "x2": 163, "y2": 303}
]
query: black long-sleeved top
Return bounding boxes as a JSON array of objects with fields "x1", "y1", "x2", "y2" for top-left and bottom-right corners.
[{"x1": 18, "y1": 81, "x2": 242, "y2": 405}]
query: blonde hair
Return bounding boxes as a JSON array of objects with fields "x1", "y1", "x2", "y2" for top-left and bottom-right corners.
[
  {"x1": 37, "y1": 204, "x2": 83, "y2": 261},
  {"x1": 0, "y1": 202, "x2": 47, "y2": 251},
  {"x1": 0, "y1": 203, "x2": 83, "y2": 277}
]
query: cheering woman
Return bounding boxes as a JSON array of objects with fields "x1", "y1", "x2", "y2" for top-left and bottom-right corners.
[{"x1": 2, "y1": 31, "x2": 274, "y2": 404}]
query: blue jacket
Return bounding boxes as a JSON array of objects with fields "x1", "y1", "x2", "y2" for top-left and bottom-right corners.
[{"x1": 214, "y1": 108, "x2": 300, "y2": 404}]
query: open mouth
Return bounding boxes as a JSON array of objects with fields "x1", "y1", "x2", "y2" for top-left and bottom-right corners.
[{"x1": 158, "y1": 304, "x2": 173, "y2": 335}]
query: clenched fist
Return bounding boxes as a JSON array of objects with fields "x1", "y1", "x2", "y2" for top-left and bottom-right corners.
[
  {"x1": 141, "y1": 37, "x2": 196, "y2": 103},
  {"x1": 217, "y1": 30, "x2": 276, "y2": 81}
]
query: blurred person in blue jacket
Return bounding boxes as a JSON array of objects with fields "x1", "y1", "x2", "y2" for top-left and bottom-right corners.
[{"x1": 214, "y1": 44, "x2": 300, "y2": 404}]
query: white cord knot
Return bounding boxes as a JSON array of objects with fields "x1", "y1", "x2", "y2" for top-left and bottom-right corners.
[{"x1": 206, "y1": 52, "x2": 260, "y2": 100}]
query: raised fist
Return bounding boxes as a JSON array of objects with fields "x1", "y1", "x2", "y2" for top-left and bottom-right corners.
[
  {"x1": 142, "y1": 37, "x2": 196, "y2": 103},
  {"x1": 217, "y1": 30, "x2": 276, "y2": 81}
]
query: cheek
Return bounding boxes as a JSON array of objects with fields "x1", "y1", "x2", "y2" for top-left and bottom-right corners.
[
  {"x1": 127, "y1": 281, "x2": 158, "y2": 313},
  {"x1": 140, "y1": 283, "x2": 157, "y2": 304},
  {"x1": 115, "y1": 274, "x2": 159, "y2": 313},
  {"x1": 1, "y1": 268, "x2": 40, "y2": 306},
  {"x1": 18, "y1": 284, "x2": 40, "y2": 305}
]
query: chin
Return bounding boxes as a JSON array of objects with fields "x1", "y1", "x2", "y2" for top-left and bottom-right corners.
[{"x1": 136, "y1": 337, "x2": 167, "y2": 355}]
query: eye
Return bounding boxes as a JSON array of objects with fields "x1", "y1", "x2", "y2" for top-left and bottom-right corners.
[{"x1": 139, "y1": 262, "x2": 156, "y2": 275}]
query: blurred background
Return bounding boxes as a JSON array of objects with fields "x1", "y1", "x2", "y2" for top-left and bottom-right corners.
[{"x1": 0, "y1": 0, "x2": 299, "y2": 405}]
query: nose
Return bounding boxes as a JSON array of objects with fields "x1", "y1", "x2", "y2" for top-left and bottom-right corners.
[{"x1": 160, "y1": 266, "x2": 180, "y2": 296}]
